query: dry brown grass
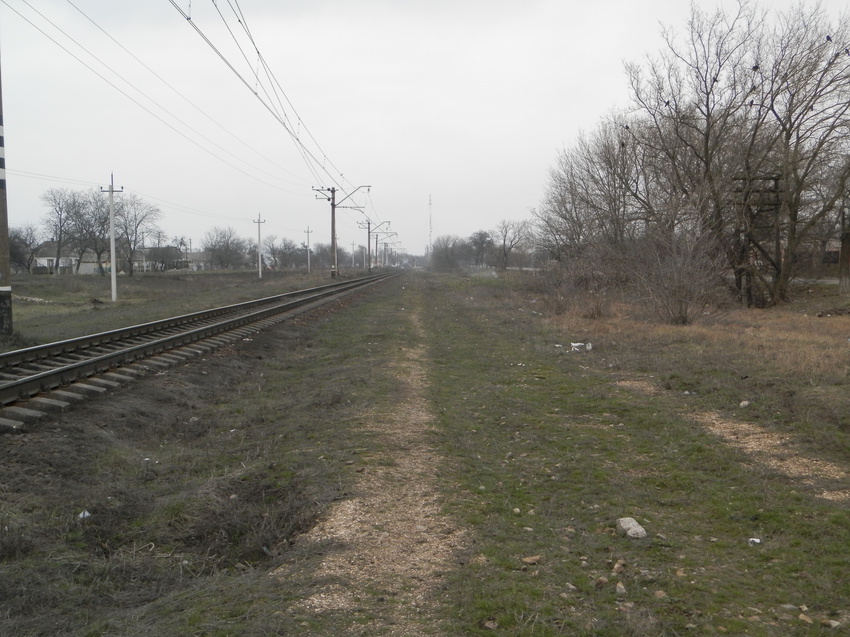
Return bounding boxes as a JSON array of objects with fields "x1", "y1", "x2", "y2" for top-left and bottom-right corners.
[
  {"x1": 550, "y1": 292, "x2": 850, "y2": 382},
  {"x1": 545, "y1": 280, "x2": 850, "y2": 505}
]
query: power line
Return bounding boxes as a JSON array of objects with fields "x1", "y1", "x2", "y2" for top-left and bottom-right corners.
[
  {"x1": 224, "y1": 0, "x2": 348, "y2": 187},
  {"x1": 3, "y1": 0, "x2": 309, "y2": 194},
  {"x1": 64, "y1": 0, "x2": 310, "y2": 186},
  {"x1": 167, "y1": 0, "x2": 358, "y2": 195},
  {"x1": 167, "y1": 0, "x2": 323, "y2": 182}
]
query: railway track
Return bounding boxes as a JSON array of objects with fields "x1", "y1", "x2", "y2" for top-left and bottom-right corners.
[{"x1": 0, "y1": 274, "x2": 392, "y2": 431}]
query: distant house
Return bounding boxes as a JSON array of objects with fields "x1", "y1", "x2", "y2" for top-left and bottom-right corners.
[
  {"x1": 189, "y1": 250, "x2": 210, "y2": 271},
  {"x1": 132, "y1": 248, "x2": 210, "y2": 272},
  {"x1": 34, "y1": 241, "x2": 115, "y2": 275},
  {"x1": 31, "y1": 242, "x2": 212, "y2": 275},
  {"x1": 34, "y1": 241, "x2": 77, "y2": 275}
]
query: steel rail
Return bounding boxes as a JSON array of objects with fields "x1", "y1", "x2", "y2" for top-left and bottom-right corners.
[
  {"x1": 0, "y1": 274, "x2": 391, "y2": 407},
  {"x1": 0, "y1": 276, "x2": 381, "y2": 369}
]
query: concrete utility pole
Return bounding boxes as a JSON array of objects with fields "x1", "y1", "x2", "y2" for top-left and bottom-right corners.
[
  {"x1": 358, "y1": 220, "x2": 372, "y2": 271},
  {"x1": 304, "y1": 226, "x2": 312, "y2": 274},
  {"x1": 368, "y1": 221, "x2": 390, "y2": 271},
  {"x1": 254, "y1": 214, "x2": 265, "y2": 279},
  {"x1": 365, "y1": 220, "x2": 371, "y2": 271},
  {"x1": 372, "y1": 226, "x2": 395, "y2": 268},
  {"x1": 313, "y1": 185, "x2": 370, "y2": 277},
  {"x1": 101, "y1": 174, "x2": 123, "y2": 303},
  {"x1": 313, "y1": 187, "x2": 338, "y2": 277},
  {"x1": 0, "y1": 48, "x2": 12, "y2": 335}
]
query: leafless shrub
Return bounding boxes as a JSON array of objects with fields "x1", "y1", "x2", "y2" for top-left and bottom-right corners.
[
  {"x1": 537, "y1": 248, "x2": 621, "y2": 318},
  {"x1": 623, "y1": 232, "x2": 732, "y2": 325}
]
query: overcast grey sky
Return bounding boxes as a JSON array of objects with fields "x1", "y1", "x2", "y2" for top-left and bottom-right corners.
[{"x1": 1, "y1": 0, "x2": 845, "y2": 256}]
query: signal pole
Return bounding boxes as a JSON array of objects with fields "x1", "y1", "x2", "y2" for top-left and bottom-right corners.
[
  {"x1": 101, "y1": 174, "x2": 123, "y2": 302},
  {"x1": 253, "y1": 214, "x2": 265, "y2": 279},
  {"x1": 0, "y1": 48, "x2": 12, "y2": 335}
]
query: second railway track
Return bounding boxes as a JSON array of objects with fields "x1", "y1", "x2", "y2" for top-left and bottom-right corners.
[{"x1": 0, "y1": 274, "x2": 393, "y2": 431}]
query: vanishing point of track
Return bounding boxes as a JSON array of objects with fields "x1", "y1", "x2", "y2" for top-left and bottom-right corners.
[{"x1": 0, "y1": 274, "x2": 392, "y2": 431}]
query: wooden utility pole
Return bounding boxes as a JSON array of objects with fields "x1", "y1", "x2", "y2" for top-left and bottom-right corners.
[{"x1": 0, "y1": 47, "x2": 13, "y2": 335}]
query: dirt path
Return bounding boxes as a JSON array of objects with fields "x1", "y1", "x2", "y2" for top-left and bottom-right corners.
[
  {"x1": 279, "y1": 309, "x2": 465, "y2": 635},
  {"x1": 692, "y1": 412, "x2": 850, "y2": 502},
  {"x1": 616, "y1": 379, "x2": 850, "y2": 502}
]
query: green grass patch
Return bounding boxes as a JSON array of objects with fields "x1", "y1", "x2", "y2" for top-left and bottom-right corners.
[{"x1": 409, "y1": 272, "x2": 850, "y2": 635}]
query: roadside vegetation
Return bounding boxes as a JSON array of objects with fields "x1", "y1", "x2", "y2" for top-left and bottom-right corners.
[{"x1": 1, "y1": 269, "x2": 849, "y2": 635}]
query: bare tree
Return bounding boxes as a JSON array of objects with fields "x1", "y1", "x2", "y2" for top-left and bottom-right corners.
[
  {"x1": 533, "y1": 146, "x2": 602, "y2": 261},
  {"x1": 469, "y1": 230, "x2": 493, "y2": 267},
  {"x1": 40, "y1": 188, "x2": 79, "y2": 275},
  {"x1": 279, "y1": 238, "x2": 299, "y2": 269},
  {"x1": 494, "y1": 219, "x2": 529, "y2": 270},
  {"x1": 203, "y1": 226, "x2": 248, "y2": 269},
  {"x1": 9, "y1": 225, "x2": 43, "y2": 274},
  {"x1": 431, "y1": 235, "x2": 466, "y2": 271},
  {"x1": 262, "y1": 234, "x2": 280, "y2": 270},
  {"x1": 626, "y1": 1, "x2": 758, "y2": 250},
  {"x1": 544, "y1": 1, "x2": 850, "y2": 308},
  {"x1": 172, "y1": 235, "x2": 189, "y2": 266},
  {"x1": 64, "y1": 189, "x2": 111, "y2": 274},
  {"x1": 115, "y1": 194, "x2": 162, "y2": 275},
  {"x1": 754, "y1": 6, "x2": 850, "y2": 300}
]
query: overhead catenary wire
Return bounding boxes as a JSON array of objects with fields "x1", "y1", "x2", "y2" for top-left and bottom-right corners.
[
  {"x1": 206, "y1": 0, "x2": 323, "y2": 186},
  {"x1": 3, "y1": 0, "x2": 309, "y2": 196},
  {"x1": 64, "y1": 0, "x2": 311, "y2": 186},
  {"x1": 167, "y1": 0, "x2": 331, "y2": 189},
  {"x1": 170, "y1": 0, "x2": 395, "y2": 245},
  {"x1": 3, "y1": 1, "x2": 407, "y2": 252},
  {"x1": 221, "y1": 0, "x2": 349, "y2": 190},
  {"x1": 171, "y1": 0, "x2": 378, "y2": 208}
]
